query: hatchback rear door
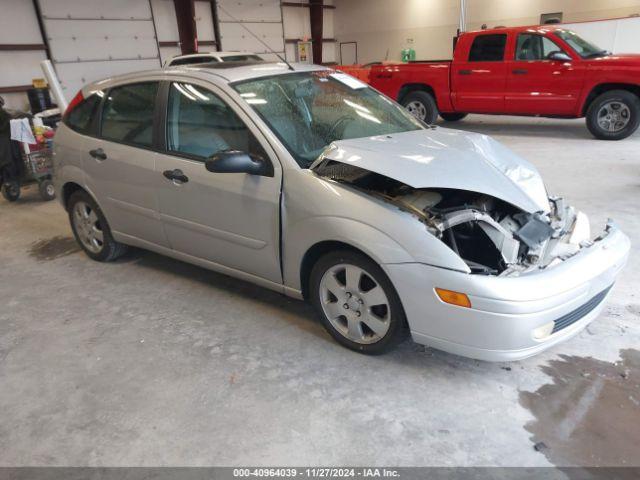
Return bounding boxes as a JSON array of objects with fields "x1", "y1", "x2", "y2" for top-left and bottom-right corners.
[{"x1": 82, "y1": 81, "x2": 169, "y2": 248}]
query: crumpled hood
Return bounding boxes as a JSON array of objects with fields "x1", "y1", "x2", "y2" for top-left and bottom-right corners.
[{"x1": 312, "y1": 128, "x2": 550, "y2": 213}]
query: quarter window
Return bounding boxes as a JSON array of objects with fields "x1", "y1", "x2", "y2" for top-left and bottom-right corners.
[
  {"x1": 515, "y1": 34, "x2": 564, "y2": 60},
  {"x1": 468, "y1": 34, "x2": 507, "y2": 62},
  {"x1": 101, "y1": 82, "x2": 158, "y2": 148},
  {"x1": 65, "y1": 93, "x2": 101, "y2": 135},
  {"x1": 166, "y1": 82, "x2": 266, "y2": 160}
]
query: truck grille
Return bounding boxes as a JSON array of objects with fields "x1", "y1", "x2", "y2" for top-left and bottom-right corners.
[{"x1": 552, "y1": 285, "x2": 613, "y2": 334}]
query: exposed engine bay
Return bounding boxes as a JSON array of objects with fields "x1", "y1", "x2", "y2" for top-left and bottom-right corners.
[{"x1": 313, "y1": 160, "x2": 592, "y2": 276}]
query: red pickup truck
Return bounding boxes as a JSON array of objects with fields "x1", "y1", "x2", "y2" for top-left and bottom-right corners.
[{"x1": 343, "y1": 25, "x2": 640, "y2": 140}]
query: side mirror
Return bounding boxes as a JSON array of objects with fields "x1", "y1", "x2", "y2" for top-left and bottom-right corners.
[
  {"x1": 547, "y1": 51, "x2": 572, "y2": 62},
  {"x1": 205, "y1": 150, "x2": 272, "y2": 176}
]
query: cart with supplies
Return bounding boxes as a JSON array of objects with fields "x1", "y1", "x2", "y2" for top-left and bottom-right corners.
[{"x1": 1, "y1": 115, "x2": 56, "y2": 202}]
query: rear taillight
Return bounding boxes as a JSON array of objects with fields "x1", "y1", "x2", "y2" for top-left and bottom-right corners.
[{"x1": 65, "y1": 90, "x2": 84, "y2": 116}]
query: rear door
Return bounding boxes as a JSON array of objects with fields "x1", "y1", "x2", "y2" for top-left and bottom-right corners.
[
  {"x1": 82, "y1": 81, "x2": 169, "y2": 247},
  {"x1": 506, "y1": 33, "x2": 585, "y2": 115},
  {"x1": 451, "y1": 33, "x2": 508, "y2": 113},
  {"x1": 154, "y1": 80, "x2": 282, "y2": 283}
]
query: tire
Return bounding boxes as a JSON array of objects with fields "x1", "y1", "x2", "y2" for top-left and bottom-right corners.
[
  {"x1": 68, "y1": 190, "x2": 127, "y2": 262},
  {"x1": 1, "y1": 181, "x2": 20, "y2": 202},
  {"x1": 440, "y1": 112, "x2": 468, "y2": 122},
  {"x1": 586, "y1": 90, "x2": 640, "y2": 140},
  {"x1": 309, "y1": 250, "x2": 407, "y2": 355},
  {"x1": 38, "y1": 179, "x2": 56, "y2": 201},
  {"x1": 402, "y1": 91, "x2": 438, "y2": 124}
]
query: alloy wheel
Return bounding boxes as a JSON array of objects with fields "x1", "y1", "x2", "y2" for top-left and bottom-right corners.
[
  {"x1": 72, "y1": 200, "x2": 104, "y2": 254},
  {"x1": 597, "y1": 101, "x2": 631, "y2": 132},
  {"x1": 406, "y1": 100, "x2": 427, "y2": 121},
  {"x1": 319, "y1": 263, "x2": 391, "y2": 344}
]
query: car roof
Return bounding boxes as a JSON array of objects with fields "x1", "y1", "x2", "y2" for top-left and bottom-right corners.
[{"x1": 84, "y1": 61, "x2": 330, "y2": 94}]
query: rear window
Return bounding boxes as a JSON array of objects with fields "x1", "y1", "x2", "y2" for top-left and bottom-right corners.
[
  {"x1": 221, "y1": 55, "x2": 262, "y2": 62},
  {"x1": 170, "y1": 56, "x2": 219, "y2": 66},
  {"x1": 468, "y1": 34, "x2": 507, "y2": 62},
  {"x1": 64, "y1": 94, "x2": 101, "y2": 135},
  {"x1": 101, "y1": 82, "x2": 158, "y2": 148}
]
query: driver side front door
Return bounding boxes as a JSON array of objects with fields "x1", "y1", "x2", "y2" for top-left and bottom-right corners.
[
  {"x1": 506, "y1": 33, "x2": 586, "y2": 115},
  {"x1": 154, "y1": 81, "x2": 282, "y2": 284}
]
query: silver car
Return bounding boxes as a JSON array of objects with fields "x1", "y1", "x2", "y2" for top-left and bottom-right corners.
[{"x1": 53, "y1": 62, "x2": 630, "y2": 361}]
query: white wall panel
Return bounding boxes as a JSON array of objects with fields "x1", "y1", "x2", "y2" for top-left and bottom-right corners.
[
  {"x1": 45, "y1": 19, "x2": 159, "y2": 62},
  {"x1": 0, "y1": 51, "x2": 48, "y2": 86},
  {"x1": 150, "y1": 0, "x2": 179, "y2": 42},
  {"x1": 0, "y1": 0, "x2": 42, "y2": 43},
  {"x1": 195, "y1": 1, "x2": 216, "y2": 42},
  {"x1": 56, "y1": 58, "x2": 160, "y2": 96},
  {"x1": 39, "y1": 0, "x2": 153, "y2": 20},
  {"x1": 563, "y1": 17, "x2": 640, "y2": 54},
  {"x1": 218, "y1": 0, "x2": 283, "y2": 22},
  {"x1": 219, "y1": 22, "x2": 285, "y2": 54},
  {"x1": 38, "y1": 0, "x2": 161, "y2": 101}
]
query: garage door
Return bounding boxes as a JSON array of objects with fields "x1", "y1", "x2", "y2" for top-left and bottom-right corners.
[
  {"x1": 217, "y1": 0, "x2": 285, "y2": 62},
  {"x1": 37, "y1": 0, "x2": 161, "y2": 101}
]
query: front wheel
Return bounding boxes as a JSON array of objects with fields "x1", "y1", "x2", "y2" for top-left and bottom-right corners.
[
  {"x1": 440, "y1": 112, "x2": 467, "y2": 122},
  {"x1": 310, "y1": 250, "x2": 407, "y2": 354},
  {"x1": 586, "y1": 90, "x2": 640, "y2": 140},
  {"x1": 402, "y1": 91, "x2": 438, "y2": 124}
]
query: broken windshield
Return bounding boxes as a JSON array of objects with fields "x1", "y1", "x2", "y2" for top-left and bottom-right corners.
[{"x1": 233, "y1": 71, "x2": 424, "y2": 167}]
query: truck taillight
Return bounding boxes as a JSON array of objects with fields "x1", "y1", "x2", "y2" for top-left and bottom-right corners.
[{"x1": 65, "y1": 90, "x2": 84, "y2": 116}]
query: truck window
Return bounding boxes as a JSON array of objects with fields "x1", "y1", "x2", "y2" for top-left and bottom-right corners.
[
  {"x1": 468, "y1": 34, "x2": 507, "y2": 62},
  {"x1": 515, "y1": 34, "x2": 564, "y2": 60}
]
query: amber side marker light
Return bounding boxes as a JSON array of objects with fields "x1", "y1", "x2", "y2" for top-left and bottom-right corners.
[{"x1": 435, "y1": 288, "x2": 472, "y2": 308}]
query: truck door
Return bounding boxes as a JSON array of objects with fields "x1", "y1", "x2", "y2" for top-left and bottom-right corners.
[
  {"x1": 506, "y1": 33, "x2": 585, "y2": 115},
  {"x1": 451, "y1": 33, "x2": 507, "y2": 113}
]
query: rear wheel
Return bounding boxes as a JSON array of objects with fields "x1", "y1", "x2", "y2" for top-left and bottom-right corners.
[
  {"x1": 440, "y1": 112, "x2": 467, "y2": 122},
  {"x1": 310, "y1": 250, "x2": 407, "y2": 354},
  {"x1": 402, "y1": 91, "x2": 438, "y2": 124},
  {"x1": 38, "y1": 179, "x2": 56, "y2": 201},
  {"x1": 68, "y1": 190, "x2": 127, "y2": 262},
  {"x1": 586, "y1": 90, "x2": 640, "y2": 140},
  {"x1": 1, "y1": 181, "x2": 20, "y2": 202}
]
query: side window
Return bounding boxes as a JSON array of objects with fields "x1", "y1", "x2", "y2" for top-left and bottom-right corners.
[
  {"x1": 167, "y1": 82, "x2": 267, "y2": 160},
  {"x1": 101, "y1": 82, "x2": 158, "y2": 148},
  {"x1": 468, "y1": 34, "x2": 507, "y2": 62},
  {"x1": 516, "y1": 34, "x2": 564, "y2": 60},
  {"x1": 65, "y1": 94, "x2": 101, "y2": 135}
]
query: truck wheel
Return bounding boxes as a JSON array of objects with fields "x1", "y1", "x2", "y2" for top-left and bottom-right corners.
[
  {"x1": 38, "y1": 179, "x2": 56, "y2": 201},
  {"x1": 440, "y1": 112, "x2": 467, "y2": 122},
  {"x1": 586, "y1": 90, "x2": 640, "y2": 140},
  {"x1": 1, "y1": 181, "x2": 20, "y2": 202},
  {"x1": 402, "y1": 91, "x2": 438, "y2": 124}
]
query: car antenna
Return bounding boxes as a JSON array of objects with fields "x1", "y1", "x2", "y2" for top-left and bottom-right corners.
[{"x1": 216, "y1": 5, "x2": 295, "y2": 71}]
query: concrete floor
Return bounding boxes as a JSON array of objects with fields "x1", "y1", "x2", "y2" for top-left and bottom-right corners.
[{"x1": 0, "y1": 115, "x2": 639, "y2": 467}]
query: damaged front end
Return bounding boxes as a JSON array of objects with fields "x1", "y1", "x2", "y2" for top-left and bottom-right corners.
[{"x1": 313, "y1": 159, "x2": 593, "y2": 276}]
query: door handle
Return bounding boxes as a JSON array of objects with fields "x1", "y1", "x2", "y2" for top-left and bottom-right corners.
[
  {"x1": 458, "y1": 69, "x2": 472, "y2": 75},
  {"x1": 89, "y1": 148, "x2": 107, "y2": 160},
  {"x1": 512, "y1": 69, "x2": 528, "y2": 75},
  {"x1": 163, "y1": 169, "x2": 189, "y2": 184},
  {"x1": 375, "y1": 73, "x2": 393, "y2": 79}
]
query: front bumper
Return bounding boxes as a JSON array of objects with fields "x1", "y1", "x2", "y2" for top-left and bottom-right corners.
[{"x1": 385, "y1": 224, "x2": 630, "y2": 361}]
